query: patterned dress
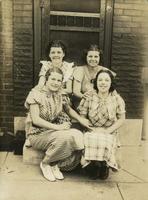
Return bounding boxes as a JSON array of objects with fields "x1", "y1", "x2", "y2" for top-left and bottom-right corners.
[
  {"x1": 78, "y1": 90, "x2": 125, "y2": 170},
  {"x1": 72, "y1": 66, "x2": 116, "y2": 110},
  {"x1": 39, "y1": 60, "x2": 74, "y2": 88},
  {"x1": 73, "y1": 66, "x2": 116, "y2": 94},
  {"x1": 25, "y1": 87, "x2": 84, "y2": 171}
]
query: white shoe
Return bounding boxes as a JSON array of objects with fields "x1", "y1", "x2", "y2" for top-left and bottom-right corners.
[
  {"x1": 40, "y1": 162, "x2": 56, "y2": 182},
  {"x1": 51, "y1": 165, "x2": 64, "y2": 180}
]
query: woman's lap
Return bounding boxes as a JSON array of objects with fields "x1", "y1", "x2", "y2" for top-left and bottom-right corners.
[
  {"x1": 84, "y1": 131, "x2": 118, "y2": 169},
  {"x1": 28, "y1": 128, "x2": 84, "y2": 152}
]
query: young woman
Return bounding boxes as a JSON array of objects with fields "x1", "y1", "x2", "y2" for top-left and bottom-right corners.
[
  {"x1": 72, "y1": 44, "x2": 116, "y2": 109},
  {"x1": 25, "y1": 68, "x2": 91, "y2": 182},
  {"x1": 37, "y1": 40, "x2": 74, "y2": 94},
  {"x1": 78, "y1": 69, "x2": 125, "y2": 180}
]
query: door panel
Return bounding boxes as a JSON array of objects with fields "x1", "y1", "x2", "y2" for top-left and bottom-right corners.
[
  {"x1": 33, "y1": 0, "x2": 114, "y2": 84},
  {"x1": 50, "y1": 31, "x2": 99, "y2": 65},
  {"x1": 50, "y1": 0, "x2": 100, "y2": 12}
]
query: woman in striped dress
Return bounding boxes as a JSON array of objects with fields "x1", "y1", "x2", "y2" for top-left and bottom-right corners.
[
  {"x1": 78, "y1": 69, "x2": 126, "y2": 180},
  {"x1": 25, "y1": 68, "x2": 91, "y2": 182}
]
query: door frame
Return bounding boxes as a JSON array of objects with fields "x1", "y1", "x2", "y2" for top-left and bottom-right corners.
[{"x1": 33, "y1": 0, "x2": 114, "y2": 84}]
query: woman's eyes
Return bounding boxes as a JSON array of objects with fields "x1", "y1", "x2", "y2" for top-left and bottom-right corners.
[
  {"x1": 98, "y1": 79, "x2": 109, "y2": 82},
  {"x1": 88, "y1": 55, "x2": 99, "y2": 58},
  {"x1": 51, "y1": 51, "x2": 62, "y2": 54},
  {"x1": 51, "y1": 78, "x2": 62, "y2": 82}
]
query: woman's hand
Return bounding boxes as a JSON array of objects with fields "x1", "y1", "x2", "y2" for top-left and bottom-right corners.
[
  {"x1": 78, "y1": 117, "x2": 93, "y2": 130},
  {"x1": 55, "y1": 122, "x2": 71, "y2": 131},
  {"x1": 82, "y1": 90, "x2": 92, "y2": 99}
]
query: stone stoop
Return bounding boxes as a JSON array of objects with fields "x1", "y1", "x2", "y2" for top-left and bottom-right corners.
[
  {"x1": 14, "y1": 117, "x2": 143, "y2": 165},
  {"x1": 119, "y1": 119, "x2": 143, "y2": 146},
  {"x1": 23, "y1": 140, "x2": 44, "y2": 165}
]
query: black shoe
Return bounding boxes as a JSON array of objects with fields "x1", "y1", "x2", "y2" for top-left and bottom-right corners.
[
  {"x1": 99, "y1": 165, "x2": 109, "y2": 180},
  {"x1": 89, "y1": 169, "x2": 100, "y2": 180},
  {"x1": 88, "y1": 164, "x2": 100, "y2": 180}
]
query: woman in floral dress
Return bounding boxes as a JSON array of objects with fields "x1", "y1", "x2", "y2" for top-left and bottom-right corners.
[
  {"x1": 78, "y1": 69, "x2": 126, "y2": 180},
  {"x1": 37, "y1": 40, "x2": 74, "y2": 94},
  {"x1": 25, "y1": 68, "x2": 91, "y2": 182}
]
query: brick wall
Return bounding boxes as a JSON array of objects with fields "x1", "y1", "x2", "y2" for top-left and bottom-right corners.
[
  {"x1": 0, "y1": 0, "x2": 33, "y2": 132},
  {"x1": 13, "y1": 0, "x2": 33, "y2": 116},
  {"x1": 112, "y1": 0, "x2": 148, "y2": 118},
  {"x1": 0, "y1": 0, "x2": 13, "y2": 132},
  {"x1": 0, "y1": 0, "x2": 148, "y2": 132}
]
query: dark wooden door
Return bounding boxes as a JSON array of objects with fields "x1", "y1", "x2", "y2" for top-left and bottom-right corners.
[{"x1": 33, "y1": 0, "x2": 114, "y2": 84}]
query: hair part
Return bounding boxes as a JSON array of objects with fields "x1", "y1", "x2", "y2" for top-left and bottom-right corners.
[
  {"x1": 93, "y1": 69, "x2": 116, "y2": 93},
  {"x1": 45, "y1": 67, "x2": 64, "y2": 82}
]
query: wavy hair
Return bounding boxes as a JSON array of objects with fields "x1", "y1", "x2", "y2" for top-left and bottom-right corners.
[
  {"x1": 93, "y1": 69, "x2": 116, "y2": 93},
  {"x1": 46, "y1": 40, "x2": 67, "y2": 60},
  {"x1": 82, "y1": 44, "x2": 104, "y2": 65},
  {"x1": 45, "y1": 67, "x2": 64, "y2": 82}
]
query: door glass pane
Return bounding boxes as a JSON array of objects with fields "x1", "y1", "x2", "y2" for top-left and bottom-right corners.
[{"x1": 51, "y1": 0, "x2": 101, "y2": 13}]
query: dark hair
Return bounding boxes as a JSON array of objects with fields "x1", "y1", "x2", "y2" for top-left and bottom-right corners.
[
  {"x1": 45, "y1": 67, "x2": 64, "y2": 82},
  {"x1": 46, "y1": 40, "x2": 67, "y2": 60},
  {"x1": 82, "y1": 44, "x2": 104, "y2": 65},
  {"x1": 93, "y1": 69, "x2": 115, "y2": 93}
]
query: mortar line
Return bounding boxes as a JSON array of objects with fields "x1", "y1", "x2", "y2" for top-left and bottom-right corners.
[
  {"x1": 117, "y1": 183, "x2": 125, "y2": 200},
  {"x1": 122, "y1": 168, "x2": 145, "y2": 182}
]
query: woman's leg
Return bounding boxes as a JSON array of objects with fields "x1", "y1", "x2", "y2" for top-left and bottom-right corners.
[
  {"x1": 99, "y1": 161, "x2": 109, "y2": 180},
  {"x1": 29, "y1": 129, "x2": 84, "y2": 180}
]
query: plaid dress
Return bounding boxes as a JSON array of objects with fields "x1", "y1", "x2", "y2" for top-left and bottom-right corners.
[
  {"x1": 25, "y1": 87, "x2": 83, "y2": 171},
  {"x1": 78, "y1": 90, "x2": 125, "y2": 170}
]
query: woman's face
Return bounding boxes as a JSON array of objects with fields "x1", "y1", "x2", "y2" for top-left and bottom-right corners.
[
  {"x1": 46, "y1": 72, "x2": 63, "y2": 92},
  {"x1": 97, "y1": 72, "x2": 111, "y2": 94},
  {"x1": 49, "y1": 47, "x2": 65, "y2": 64},
  {"x1": 86, "y1": 50, "x2": 100, "y2": 67}
]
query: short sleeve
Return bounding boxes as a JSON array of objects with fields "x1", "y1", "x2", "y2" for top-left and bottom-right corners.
[
  {"x1": 73, "y1": 67, "x2": 84, "y2": 82},
  {"x1": 62, "y1": 61, "x2": 75, "y2": 82},
  {"x1": 39, "y1": 61, "x2": 51, "y2": 77},
  {"x1": 116, "y1": 94, "x2": 126, "y2": 115},
  {"x1": 24, "y1": 88, "x2": 42, "y2": 109}
]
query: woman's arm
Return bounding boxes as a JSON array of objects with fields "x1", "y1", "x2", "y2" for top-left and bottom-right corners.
[
  {"x1": 37, "y1": 76, "x2": 46, "y2": 88},
  {"x1": 64, "y1": 105, "x2": 92, "y2": 130},
  {"x1": 72, "y1": 67, "x2": 84, "y2": 98},
  {"x1": 105, "y1": 113, "x2": 125, "y2": 134},
  {"x1": 63, "y1": 79, "x2": 73, "y2": 94},
  {"x1": 30, "y1": 104, "x2": 70, "y2": 130},
  {"x1": 73, "y1": 80, "x2": 83, "y2": 98}
]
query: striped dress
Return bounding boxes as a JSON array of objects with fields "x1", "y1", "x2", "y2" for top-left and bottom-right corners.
[
  {"x1": 25, "y1": 87, "x2": 84, "y2": 171},
  {"x1": 78, "y1": 90, "x2": 125, "y2": 170}
]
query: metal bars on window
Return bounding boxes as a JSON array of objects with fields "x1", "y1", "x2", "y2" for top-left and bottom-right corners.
[{"x1": 49, "y1": 11, "x2": 100, "y2": 32}]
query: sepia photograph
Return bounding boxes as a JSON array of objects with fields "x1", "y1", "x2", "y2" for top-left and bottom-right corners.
[{"x1": 0, "y1": 0, "x2": 148, "y2": 199}]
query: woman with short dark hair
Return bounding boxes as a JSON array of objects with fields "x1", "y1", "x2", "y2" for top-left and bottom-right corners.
[{"x1": 78, "y1": 69, "x2": 125, "y2": 180}]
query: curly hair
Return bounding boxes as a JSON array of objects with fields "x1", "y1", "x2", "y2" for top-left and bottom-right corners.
[
  {"x1": 93, "y1": 69, "x2": 116, "y2": 93},
  {"x1": 82, "y1": 44, "x2": 104, "y2": 65},
  {"x1": 46, "y1": 40, "x2": 67, "y2": 60}
]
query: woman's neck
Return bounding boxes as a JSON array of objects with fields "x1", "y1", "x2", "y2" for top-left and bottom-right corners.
[
  {"x1": 52, "y1": 61, "x2": 63, "y2": 68},
  {"x1": 98, "y1": 91, "x2": 109, "y2": 99},
  {"x1": 87, "y1": 65, "x2": 102, "y2": 73}
]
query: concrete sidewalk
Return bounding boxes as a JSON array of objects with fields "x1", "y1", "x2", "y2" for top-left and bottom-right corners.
[{"x1": 0, "y1": 140, "x2": 148, "y2": 200}]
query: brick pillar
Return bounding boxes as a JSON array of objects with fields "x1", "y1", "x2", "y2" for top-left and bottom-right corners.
[{"x1": 0, "y1": 0, "x2": 13, "y2": 132}]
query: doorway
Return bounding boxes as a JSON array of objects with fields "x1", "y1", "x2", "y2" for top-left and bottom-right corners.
[{"x1": 33, "y1": 0, "x2": 114, "y2": 84}]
